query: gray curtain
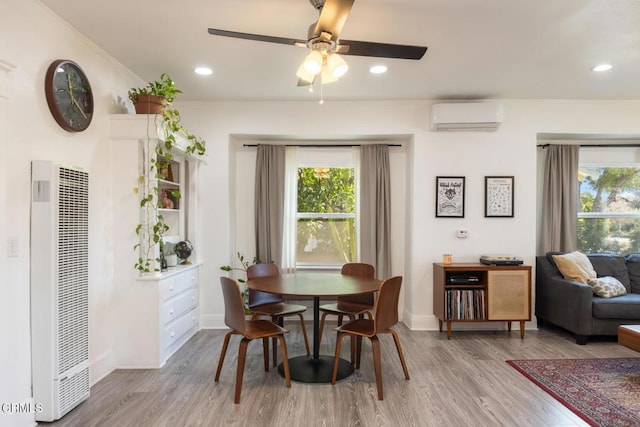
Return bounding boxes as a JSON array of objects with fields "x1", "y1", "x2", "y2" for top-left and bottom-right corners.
[
  {"x1": 360, "y1": 144, "x2": 391, "y2": 278},
  {"x1": 539, "y1": 144, "x2": 579, "y2": 254},
  {"x1": 254, "y1": 145, "x2": 285, "y2": 267}
]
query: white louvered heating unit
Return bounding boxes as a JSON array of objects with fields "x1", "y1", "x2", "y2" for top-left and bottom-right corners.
[{"x1": 30, "y1": 161, "x2": 90, "y2": 421}]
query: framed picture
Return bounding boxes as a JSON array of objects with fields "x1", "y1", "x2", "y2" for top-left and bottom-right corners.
[
  {"x1": 485, "y1": 176, "x2": 514, "y2": 217},
  {"x1": 436, "y1": 176, "x2": 465, "y2": 217}
]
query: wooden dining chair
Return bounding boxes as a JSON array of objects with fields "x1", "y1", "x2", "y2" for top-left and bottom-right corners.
[
  {"x1": 247, "y1": 263, "x2": 310, "y2": 366},
  {"x1": 215, "y1": 277, "x2": 291, "y2": 404},
  {"x1": 318, "y1": 263, "x2": 375, "y2": 362},
  {"x1": 331, "y1": 276, "x2": 410, "y2": 400}
]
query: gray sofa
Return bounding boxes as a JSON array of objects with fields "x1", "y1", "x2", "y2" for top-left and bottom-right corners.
[{"x1": 536, "y1": 252, "x2": 640, "y2": 344}]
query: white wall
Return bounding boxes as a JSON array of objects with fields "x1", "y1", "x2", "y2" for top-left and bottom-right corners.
[
  {"x1": 0, "y1": 1, "x2": 140, "y2": 425},
  {"x1": 176, "y1": 99, "x2": 640, "y2": 331}
]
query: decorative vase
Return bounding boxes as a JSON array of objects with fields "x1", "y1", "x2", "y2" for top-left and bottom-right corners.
[{"x1": 133, "y1": 95, "x2": 167, "y2": 114}]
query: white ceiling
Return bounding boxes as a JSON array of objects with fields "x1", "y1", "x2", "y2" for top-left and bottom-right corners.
[{"x1": 40, "y1": 0, "x2": 640, "y2": 102}]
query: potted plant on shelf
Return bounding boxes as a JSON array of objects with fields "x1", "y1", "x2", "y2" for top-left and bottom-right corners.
[
  {"x1": 132, "y1": 74, "x2": 206, "y2": 273},
  {"x1": 220, "y1": 252, "x2": 261, "y2": 314},
  {"x1": 128, "y1": 72, "x2": 181, "y2": 114}
]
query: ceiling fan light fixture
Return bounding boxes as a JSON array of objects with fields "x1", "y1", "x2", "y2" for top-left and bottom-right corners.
[
  {"x1": 303, "y1": 50, "x2": 323, "y2": 75},
  {"x1": 327, "y1": 52, "x2": 348, "y2": 78},
  {"x1": 320, "y1": 64, "x2": 339, "y2": 84},
  {"x1": 296, "y1": 63, "x2": 315, "y2": 83}
]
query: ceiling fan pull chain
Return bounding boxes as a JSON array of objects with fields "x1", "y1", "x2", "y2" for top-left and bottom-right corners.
[{"x1": 319, "y1": 79, "x2": 325, "y2": 105}]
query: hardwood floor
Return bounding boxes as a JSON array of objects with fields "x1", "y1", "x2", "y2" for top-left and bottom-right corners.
[{"x1": 49, "y1": 323, "x2": 638, "y2": 427}]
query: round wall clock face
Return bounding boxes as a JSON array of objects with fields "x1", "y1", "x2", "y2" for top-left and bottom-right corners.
[{"x1": 45, "y1": 59, "x2": 94, "y2": 132}]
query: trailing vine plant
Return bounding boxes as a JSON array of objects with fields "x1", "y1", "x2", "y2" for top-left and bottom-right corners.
[{"x1": 131, "y1": 74, "x2": 206, "y2": 273}]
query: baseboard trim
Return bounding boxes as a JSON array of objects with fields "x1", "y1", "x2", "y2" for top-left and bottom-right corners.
[{"x1": 90, "y1": 350, "x2": 115, "y2": 386}]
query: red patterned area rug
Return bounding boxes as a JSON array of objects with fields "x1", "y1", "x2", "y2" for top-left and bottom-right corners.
[{"x1": 507, "y1": 358, "x2": 640, "y2": 427}]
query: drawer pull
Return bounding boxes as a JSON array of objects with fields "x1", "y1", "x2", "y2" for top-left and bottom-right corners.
[
  {"x1": 169, "y1": 309, "x2": 174, "y2": 315},
  {"x1": 169, "y1": 286, "x2": 174, "y2": 292},
  {"x1": 170, "y1": 332, "x2": 175, "y2": 338}
]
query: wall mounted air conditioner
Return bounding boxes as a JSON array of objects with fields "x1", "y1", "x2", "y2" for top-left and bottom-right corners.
[
  {"x1": 31, "y1": 160, "x2": 90, "y2": 421},
  {"x1": 431, "y1": 102, "x2": 504, "y2": 131}
]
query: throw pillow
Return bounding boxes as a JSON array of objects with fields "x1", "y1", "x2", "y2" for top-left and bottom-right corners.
[
  {"x1": 552, "y1": 251, "x2": 597, "y2": 284},
  {"x1": 587, "y1": 276, "x2": 627, "y2": 298}
]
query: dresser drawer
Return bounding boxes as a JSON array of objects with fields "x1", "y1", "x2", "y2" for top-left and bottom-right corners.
[
  {"x1": 163, "y1": 307, "x2": 198, "y2": 351},
  {"x1": 160, "y1": 268, "x2": 198, "y2": 302},
  {"x1": 161, "y1": 288, "x2": 197, "y2": 327}
]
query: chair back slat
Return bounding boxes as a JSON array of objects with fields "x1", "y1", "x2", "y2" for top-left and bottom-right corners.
[
  {"x1": 247, "y1": 263, "x2": 283, "y2": 307},
  {"x1": 373, "y1": 276, "x2": 403, "y2": 332},
  {"x1": 339, "y1": 263, "x2": 376, "y2": 305},
  {"x1": 220, "y1": 277, "x2": 247, "y2": 334}
]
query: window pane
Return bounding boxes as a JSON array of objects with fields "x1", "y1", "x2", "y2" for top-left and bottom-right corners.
[
  {"x1": 578, "y1": 217, "x2": 640, "y2": 253},
  {"x1": 297, "y1": 167, "x2": 355, "y2": 214},
  {"x1": 579, "y1": 166, "x2": 640, "y2": 214},
  {"x1": 296, "y1": 217, "x2": 355, "y2": 265}
]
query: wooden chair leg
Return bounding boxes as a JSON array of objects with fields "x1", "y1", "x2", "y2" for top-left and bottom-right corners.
[
  {"x1": 370, "y1": 336, "x2": 383, "y2": 400},
  {"x1": 348, "y1": 315, "x2": 358, "y2": 364},
  {"x1": 318, "y1": 312, "x2": 329, "y2": 347},
  {"x1": 235, "y1": 338, "x2": 250, "y2": 404},
  {"x1": 355, "y1": 335, "x2": 363, "y2": 369},
  {"x1": 331, "y1": 332, "x2": 346, "y2": 384},
  {"x1": 389, "y1": 329, "x2": 410, "y2": 380},
  {"x1": 270, "y1": 316, "x2": 280, "y2": 367},
  {"x1": 215, "y1": 331, "x2": 233, "y2": 381},
  {"x1": 297, "y1": 313, "x2": 310, "y2": 355},
  {"x1": 276, "y1": 335, "x2": 291, "y2": 388},
  {"x1": 262, "y1": 337, "x2": 269, "y2": 372}
]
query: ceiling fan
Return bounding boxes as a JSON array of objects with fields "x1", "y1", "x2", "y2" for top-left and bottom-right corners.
[{"x1": 207, "y1": 0, "x2": 427, "y2": 86}]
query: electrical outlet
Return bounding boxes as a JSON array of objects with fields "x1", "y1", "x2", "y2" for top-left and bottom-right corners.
[
  {"x1": 8, "y1": 236, "x2": 18, "y2": 257},
  {"x1": 456, "y1": 229, "x2": 469, "y2": 239}
]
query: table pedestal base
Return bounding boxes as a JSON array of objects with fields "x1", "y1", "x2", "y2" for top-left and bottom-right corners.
[{"x1": 277, "y1": 355, "x2": 354, "y2": 383}]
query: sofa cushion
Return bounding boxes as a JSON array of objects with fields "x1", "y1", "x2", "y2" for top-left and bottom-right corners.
[
  {"x1": 551, "y1": 251, "x2": 597, "y2": 284},
  {"x1": 592, "y1": 293, "x2": 640, "y2": 319},
  {"x1": 587, "y1": 276, "x2": 627, "y2": 298},
  {"x1": 588, "y1": 253, "x2": 631, "y2": 292},
  {"x1": 624, "y1": 253, "x2": 640, "y2": 294}
]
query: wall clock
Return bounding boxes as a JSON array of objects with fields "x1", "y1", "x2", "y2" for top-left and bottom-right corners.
[{"x1": 45, "y1": 59, "x2": 94, "y2": 132}]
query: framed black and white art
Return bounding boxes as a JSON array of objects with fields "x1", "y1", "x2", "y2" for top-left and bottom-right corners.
[
  {"x1": 485, "y1": 176, "x2": 514, "y2": 217},
  {"x1": 436, "y1": 176, "x2": 465, "y2": 217}
]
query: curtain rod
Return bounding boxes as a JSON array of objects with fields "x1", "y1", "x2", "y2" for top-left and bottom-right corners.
[
  {"x1": 243, "y1": 143, "x2": 402, "y2": 148},
  {"x1": 537, "y1": 143, "x2": 640, "y2": 148}
]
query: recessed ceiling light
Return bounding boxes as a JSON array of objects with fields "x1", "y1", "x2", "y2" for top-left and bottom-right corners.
[
  {"x1": 194, "y1": 67, "x2": 213, "y2": 75},
  {"x1": 592, "y1": 64, "x2": 612, "y2": 72},
  {"x1": 369, "y1": 65, "x2": 388, "y2": 74}
]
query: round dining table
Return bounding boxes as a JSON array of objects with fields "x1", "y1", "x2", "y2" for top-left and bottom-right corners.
[{"x1": 246, "y1": 271, "x2": 381, "y2": 383}]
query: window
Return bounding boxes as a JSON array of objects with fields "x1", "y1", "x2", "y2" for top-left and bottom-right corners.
[
  {"x1": 578, "y1": 147, "x2": 640, "y2": 253},
  {"x1": 296, "y1": 166, "x2": 356, "y2": 267},
  {"x1": 287, "y1": 147, "x2": 359, "y2": 268}
]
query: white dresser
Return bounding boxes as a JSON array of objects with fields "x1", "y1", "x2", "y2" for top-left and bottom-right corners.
[
  {"x1": 157, "y1": 266, "x2": 199, "y2": 363},
  {"x1": 115, "y1": 265, "x2": 199, "y2": 368}
]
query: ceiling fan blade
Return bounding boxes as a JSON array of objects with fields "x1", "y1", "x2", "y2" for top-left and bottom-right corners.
[
  {"x1": 208, "y1": 28, "x2": 305, "y2": 47},
  {"x1": 312, "y1": 0, "x2": 354, "y2": 41},
  {"x1": 297, "y1": 77, "x2": 315, "y2": 87},
  {"x1": 338, "y1": 39, "x2": 427, "y2": 60}
]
